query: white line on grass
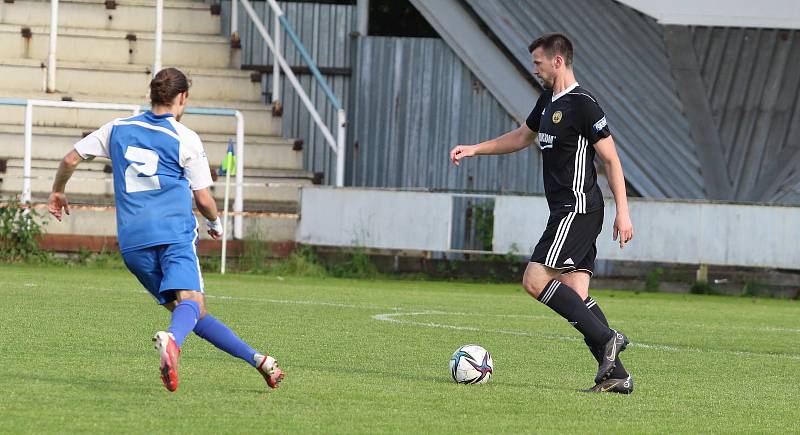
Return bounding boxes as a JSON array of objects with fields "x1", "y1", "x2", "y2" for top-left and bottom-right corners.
[
  {"x1": 371, "y1": 311, "x2": 800, "y2": 362},
  {"x1": 130, "y1": 288, "x2": 800, "y2": 359}
]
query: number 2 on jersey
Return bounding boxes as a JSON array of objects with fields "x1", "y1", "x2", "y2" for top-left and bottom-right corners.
[{"x1": 124, "y1": 146, "x2": 161, "y2": 193}]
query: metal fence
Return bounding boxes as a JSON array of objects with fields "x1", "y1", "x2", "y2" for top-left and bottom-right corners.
[
  {"x1": 350, "y1": 37, "x2": 539, "y2": 193},
  {"x1": 207, "y1": 1, "x2": 541, "y2": 192},
  {"x1": 208, "y1": 0, "x2": 355, "y2": 183}
]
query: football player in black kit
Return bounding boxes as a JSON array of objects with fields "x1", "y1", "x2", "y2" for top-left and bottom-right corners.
[{"x1": 450, "y1": 33, "x2": 635, "y2": 394}]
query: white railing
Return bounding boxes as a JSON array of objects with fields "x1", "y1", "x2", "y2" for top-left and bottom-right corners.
[
  {"x1": 0, "y1": 98, "x2": 246, "y2": 242},
  {"x1": 153, "y1": 0, "x2": 164, "y2": 76},
  {"x1": 233, "y1": 0, "x2": 347, "y2": 186},
  {"x1": 46, "y1": 0, "x2": 165, "y2": 88},
  {"x1": 47, "y1": 0, "x2": 58, "y2": 92}
]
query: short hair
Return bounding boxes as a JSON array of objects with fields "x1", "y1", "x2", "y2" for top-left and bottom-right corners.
[
  {"x1": 528, "y1": 33, "x2": 574, "y2": 67},
  {"x1": 149, "y1": 67, "x2": 191, "y2": 106}
]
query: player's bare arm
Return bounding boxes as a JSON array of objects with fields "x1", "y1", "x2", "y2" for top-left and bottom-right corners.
[
  {"x1": 48, "y1": 149, "x2": 84, "y2": 221},
  {"x1": 594, "y1": 135, "x2": 633, "y2": 249},
  {"x1": 449, "y1": 123, "x2": 536, "y2": 165},
  {"x1": 193, "y1": 187, "x2": 223, "y2": 239}
]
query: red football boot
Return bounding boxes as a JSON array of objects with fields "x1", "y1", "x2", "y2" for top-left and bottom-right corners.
[{"x1": 153, "y1": 331, "x2": 180, "y2": 392}]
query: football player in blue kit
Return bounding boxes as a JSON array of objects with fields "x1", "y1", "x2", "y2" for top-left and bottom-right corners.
[{"x1": 47, "y1": 68, "x2": 284, "y2": 392}]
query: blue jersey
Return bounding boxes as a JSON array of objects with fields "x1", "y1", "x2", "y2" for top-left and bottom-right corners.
[{"x1": 74, "y1": 111, "x2": 213, "y2": 253}]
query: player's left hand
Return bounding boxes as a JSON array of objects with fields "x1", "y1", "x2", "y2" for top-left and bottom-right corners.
[
  {"x1": 206, "y1": 218, "x2": 223, "y2": 240},
  {"x1": 47, "y1": 192, "x2": 70, "y2": 222},
  {"x1": 613, "y1": 213, "x2": 633, "y2": 249}
]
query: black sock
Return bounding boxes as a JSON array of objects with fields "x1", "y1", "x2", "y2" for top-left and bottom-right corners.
[
  {"x1": 538, "y1": 280, "x2": 613, "y2": 346},
  {"x1": 584, "y1": 296, "x2": 629, "y2": 379}
]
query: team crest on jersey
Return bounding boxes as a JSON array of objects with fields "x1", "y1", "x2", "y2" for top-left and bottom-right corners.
[{"x1": 552, "y1": 111, "x2": 563, "y2": 124}]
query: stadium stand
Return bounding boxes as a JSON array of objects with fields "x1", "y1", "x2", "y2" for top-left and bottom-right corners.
[{"x1": 0, "y1": 0, "x2": 307, "y2": 245}]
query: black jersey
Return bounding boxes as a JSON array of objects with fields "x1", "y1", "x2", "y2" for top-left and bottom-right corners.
[{"x1": 525, "y1": 83, "x2": 611, "y2": 214}]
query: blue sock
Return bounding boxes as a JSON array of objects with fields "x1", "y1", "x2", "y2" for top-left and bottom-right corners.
[
  {"x1": 194, "y1": 314, "x2": 258, "y2": 367},
  {"x1": 167, "y1": 300, "x2": 200, "y2": 347}
]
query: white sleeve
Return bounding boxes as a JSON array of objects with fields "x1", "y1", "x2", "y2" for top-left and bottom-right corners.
[
  {"x1": 74, "y1": 121, "x2": 113, "y2": 159},
  {"x1": 179, "y1": 131, "x2": 214, "y2": 190}
]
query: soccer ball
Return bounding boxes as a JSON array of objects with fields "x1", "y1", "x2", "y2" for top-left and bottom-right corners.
[{"x1": 449, "y1": 344, "x2": 493, "y2": 384}]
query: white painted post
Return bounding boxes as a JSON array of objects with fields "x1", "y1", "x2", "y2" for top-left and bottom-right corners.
[
  {"x1": 153, "y1": 0, "x2": 163, "y2": 76},
  {"x1": 234, "y1": 111, "x2": 245, "y2": 239},
  {"x1": 221, "y1": 166, "x2": 232, "y2": 274},
  {"x1": 46, "y1": 0, "x2": 58, "y2": 93},
  {"x1": 272, "y1": 11, "x2": 281, "y2": 107},
  {"x1": 231, "y1": 0, "x2": 239, "y2": 44},
  {"x1": 336, "y1": 109, "x2": 346, "y2": 187},
  {"x1": 22, "y1": 102, "x2": 33, "y2": 203}
]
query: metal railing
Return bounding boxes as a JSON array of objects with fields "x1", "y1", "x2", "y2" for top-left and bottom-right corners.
[
  {"x1": 46, "y1": 0, "x2": 167, "y2": 88},
  {"x1": 231, "y1": 0, "x2": 347, "y2": 186},
  {"x1": 0, "y1": 98, "x2": 247, "y2": 240}
]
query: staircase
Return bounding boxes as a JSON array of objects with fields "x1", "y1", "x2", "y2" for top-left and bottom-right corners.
[{"x1": 0, "y1": 0, "x2": 308, "y2": 245}]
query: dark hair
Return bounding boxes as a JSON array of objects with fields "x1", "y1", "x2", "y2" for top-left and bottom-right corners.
[
  {"x1": 528, "y1": 33, "x2": 574, "y2": 67},
  {"x1": 149, "y1": 68, "x2": 191, "y2": 106}
]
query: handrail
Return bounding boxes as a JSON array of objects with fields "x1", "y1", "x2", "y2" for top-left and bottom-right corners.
[
  {"x1": 0, "y1": 98, "x2": 246, "y2": 239},
  {"x1": 153, "y1": 0, "x2": 163, "y2": 76},
  {"x1": 46, "y1": 0, "x2": 166, "y2": 87},
  {"x1": 47, "y1": 0, "x2": 58, "y2": 92},
  {"x1": 238, "y1": 0, "x2": 347, "y2": 186},
  {"x1": 271, "y1": 6, "x2": 342, "y2": 110}
]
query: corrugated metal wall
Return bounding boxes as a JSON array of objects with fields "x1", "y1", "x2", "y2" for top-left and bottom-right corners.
[
  {"x1": 210, "y1": 0, "x2": 356, "y2": 181},
  {"x1": 691, "y1": 27, "x2": 800, "y2": 204},
  {"x1": 208, "y1": 1, "x2": 539, "y2": 192},
  {"x1": 465, "y1": 0, "x2": 703, "y2": 199},
  {"x1": 350, "y1": 37, "x2": 539, "y2": 192}
]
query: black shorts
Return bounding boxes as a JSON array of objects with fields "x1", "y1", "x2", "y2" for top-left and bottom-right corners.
[{"x1": 529, "y1": 208, "x2": 603, "y2": 276}]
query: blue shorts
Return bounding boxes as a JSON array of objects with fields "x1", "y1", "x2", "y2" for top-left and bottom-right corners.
[{"x1": 122, "y1": 241, "x2": 204, "y2": 305}]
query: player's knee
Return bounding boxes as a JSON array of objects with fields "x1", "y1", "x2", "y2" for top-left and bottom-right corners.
[
  {"x1": 522, "y1": 275, "x2": 548, "y2": 298},
  {"x1": 176, "y1": 290, "x2": 207, "y2": 318}
]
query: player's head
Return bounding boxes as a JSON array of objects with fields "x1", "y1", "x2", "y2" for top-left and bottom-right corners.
[
  {"x1": 149, "y1": 68, "x2": 191, "y2": 121},
  {"x1": 528, "y1": 33, "x2": 574, "y2": 89}
]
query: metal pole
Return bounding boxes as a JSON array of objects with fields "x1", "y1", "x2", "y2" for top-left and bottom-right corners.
[
  {"x1": 221, "y1": 166, "x2": 231, "y2": 274},
  {"x1": 22, "y1": 102, "x2": 33, "y2": 203},
  {"x1": 272, "y1": 11, "x2": 281, "y2": 108},
  {"x1": 241, "y1": 0, "x2": 337, "y2": 150},
  {"x1": 231, "y1": 0, "x2": 239, "y2": 45},
  {"x1": 153, "y1": 0, "x2": 163, "y2": 76},
  {"x1": 336, "y1": 109, "x2": 346, "y2": 187},
  {"x1": 47, "y1": 0, "x2": 58, "y2": 92},
  {"x1": 356, "y1": 0, "x2": 369, "y2": 36},
  {"x1": 234, "y1": 111, "x2": 245, "y2": 239}
]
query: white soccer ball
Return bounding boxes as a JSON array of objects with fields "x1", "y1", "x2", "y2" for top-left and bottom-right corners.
[{"x1": 449, "y1": 344, "x2": 493, "y2": 384}]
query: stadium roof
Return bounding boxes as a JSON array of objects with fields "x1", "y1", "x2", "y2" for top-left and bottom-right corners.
[{"x1": 424, "y1": 0, "x2": 800, "y2": 204}]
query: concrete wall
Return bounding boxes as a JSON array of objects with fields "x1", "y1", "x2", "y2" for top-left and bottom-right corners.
[
  {"x1": 617, "y1": 0, "x2": 800, "y2": 29},
  {"x1": 298, "y1": 187, "x2": 800, "y2": 270}
]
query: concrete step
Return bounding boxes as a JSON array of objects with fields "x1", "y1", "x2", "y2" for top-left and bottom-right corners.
[
  {"x1": 0, "y1": 93, "x2": 279, "y2": 136},
  {"x1": 29, "y1": 204, "x2": 298, "y2": 242},
  {"x1": 0, "y1": 58, "x2": 262, "y2": 102},
  {"x1": 1, "y1": 165, "x2": 312, "y2": 203},
  {"x1": 0, "y1": 24, "x2": 233, "y2": 68},
  {"x1": 0, "y1": 125, "x2": 303, "y2": 170},
  {"x1": 0, "y1": 0, "x2": 220, "y2": 35}
]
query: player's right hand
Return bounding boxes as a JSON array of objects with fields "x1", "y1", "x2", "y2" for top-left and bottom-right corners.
[
  {"x1": 47, "y1": 192, "x2": 70, "y2": 222},
  {"x1": 206, "y1": 218, "x2": 223, "y2": 240},
  {"x1": 449, "y1": 145, "x2": 476, "y2": 166}
]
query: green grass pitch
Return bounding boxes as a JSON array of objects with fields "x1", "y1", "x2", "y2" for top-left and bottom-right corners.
[{"x1": 1, "y1": 264, "x2": 798, "y2": 433}]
